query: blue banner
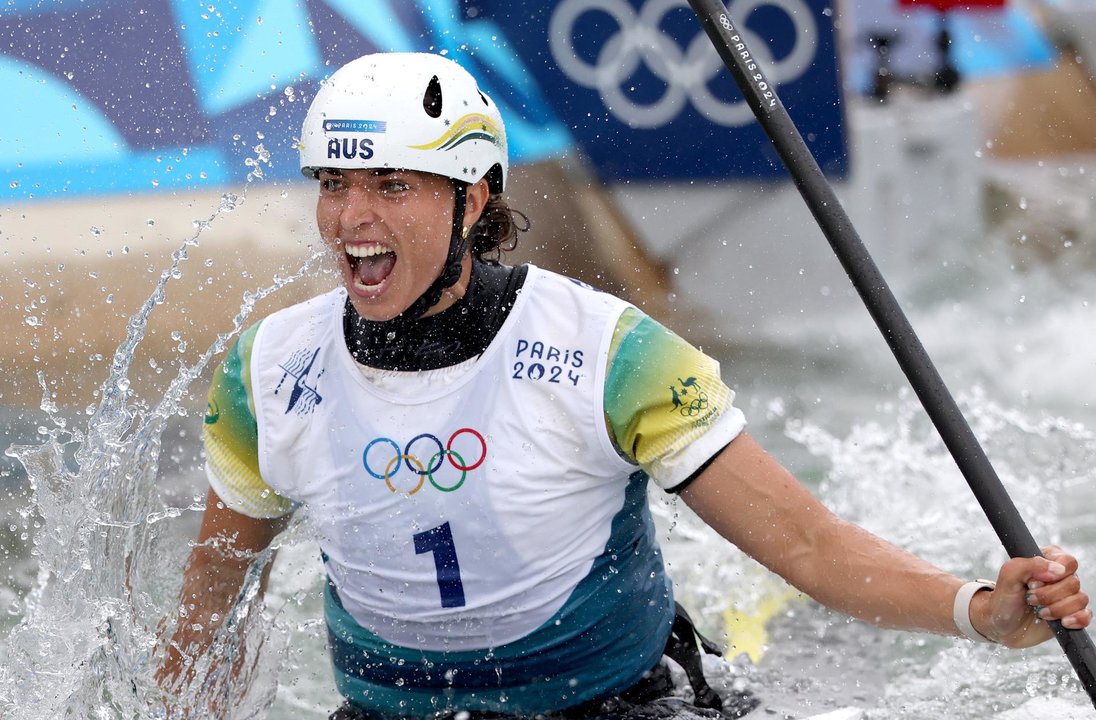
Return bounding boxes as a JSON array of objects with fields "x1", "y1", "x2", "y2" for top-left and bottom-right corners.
[
  {"x1": 1, "y1": 0, "x2": 846, "y2": 201},
  {"x1": 476, "y1": 0, "x2": 847, "y2": 181}
]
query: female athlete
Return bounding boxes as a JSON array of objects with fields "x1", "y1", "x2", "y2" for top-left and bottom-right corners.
[{"x1": 159, "y1": 52, "x2": 1092, "y2": 719}]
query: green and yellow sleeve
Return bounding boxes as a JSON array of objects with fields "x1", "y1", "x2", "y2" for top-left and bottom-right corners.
[
  {"x1": 203, "y1": 322, "x2": 295, "y2": 518},
  {"x1": 604, "y1": 307, "x2": 746, "y2": 491}
]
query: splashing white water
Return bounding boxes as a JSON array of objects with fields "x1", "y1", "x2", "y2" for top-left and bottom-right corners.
[{"x1": 0, "y1": 197, "x2": 324, "y2": 719}]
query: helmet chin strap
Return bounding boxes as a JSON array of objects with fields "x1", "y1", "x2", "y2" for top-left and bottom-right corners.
[{"x1": 386, "y1": 180, "x2": 471, "y2": 325}]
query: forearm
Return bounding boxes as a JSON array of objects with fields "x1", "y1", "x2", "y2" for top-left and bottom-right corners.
[
  {"x1": 157, "y1": 488, "x2": 287, "y2": 690},
  {"x1": 682, "y1": 433, "x2": 965, "y2": 637},
  {"x1": 158, "y1": 543, "x2": 256, "y2": 688},
  {"x1": 780, "y1": 512, "x2": 964, "y2": 635}
]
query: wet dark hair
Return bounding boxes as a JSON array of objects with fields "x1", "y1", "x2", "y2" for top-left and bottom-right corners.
[{"x1": 467, "y1": 194, "x2": 530, "y2": 265}]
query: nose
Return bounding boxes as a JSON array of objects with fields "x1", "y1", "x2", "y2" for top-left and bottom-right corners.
[{"x1": 340, "y1": 185, "x2": 380, "y2": 229}]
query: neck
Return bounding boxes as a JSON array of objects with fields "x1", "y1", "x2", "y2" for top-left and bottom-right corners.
[{"x1": 424, "y1": 263, "x2": 472, "y2": 318}]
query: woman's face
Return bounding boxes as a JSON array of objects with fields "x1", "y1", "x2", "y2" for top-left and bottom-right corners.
[{"x1": 316, "y1": 168, "x2": 487, "y2": 321}]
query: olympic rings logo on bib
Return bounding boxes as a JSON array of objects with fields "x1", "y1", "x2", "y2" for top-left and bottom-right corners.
[
  {"x1": 362, "y1": 428, "x2": 487, "y2": 495},
  {"x1": 548, "y1": 0, "x2": 817, "y2": 129}
]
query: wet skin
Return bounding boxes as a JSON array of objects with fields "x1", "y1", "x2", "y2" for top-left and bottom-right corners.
[{"x1": 315, "y1": 168, "x2": 490, "y2": 321}]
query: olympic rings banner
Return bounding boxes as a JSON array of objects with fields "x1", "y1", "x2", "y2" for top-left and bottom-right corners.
[
  {"x1": 518, "y1": 0, "x2": 848, "y2": 179},
  {"x1": 1, "y1": 0, "x2": 845, "y2": 201}
]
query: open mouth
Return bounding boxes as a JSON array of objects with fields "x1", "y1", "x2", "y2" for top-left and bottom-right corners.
[{"x1": 346, "y1": 244, "x2": 396, "y2": 293}]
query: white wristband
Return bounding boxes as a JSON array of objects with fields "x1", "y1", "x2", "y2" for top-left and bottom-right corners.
[{"x1": 953, "y1": 579, "x2": 997, "y2": 643}]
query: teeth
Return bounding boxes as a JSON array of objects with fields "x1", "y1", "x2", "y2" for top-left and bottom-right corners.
[
  {"x1": 346, "y1": 244, "x2": 392, "y2": 259},
  {"x1": 353, "y1": 278, "x2": 384, "y2": 292}
]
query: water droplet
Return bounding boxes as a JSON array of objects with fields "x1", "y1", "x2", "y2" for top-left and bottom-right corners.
[
  {"x1": 24, "y1": 316, "x2": 40, "y2": 327},
  {"x1": 90, "y1": 226, "x2": 103, "y2": 236},
  {"x1": 220, "y1": 193, "x2": 240, "y2": 213}
]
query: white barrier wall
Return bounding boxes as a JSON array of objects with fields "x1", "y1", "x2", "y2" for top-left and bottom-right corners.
[{"x1": 609, "y1": 92, "x2": 986, "y2": 341}]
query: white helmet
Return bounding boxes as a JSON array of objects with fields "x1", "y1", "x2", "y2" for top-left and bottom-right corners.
[{"x1": 299, "y1": 52, "x2": 508, "y2": 193}]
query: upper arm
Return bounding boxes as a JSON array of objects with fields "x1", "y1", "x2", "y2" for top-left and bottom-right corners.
[
  {"x1": 603, "y1": 308, "x2": 745, "y2": 490},
  {"x1": 204, "y1": 323, "x2": 296, "y2": 519}
]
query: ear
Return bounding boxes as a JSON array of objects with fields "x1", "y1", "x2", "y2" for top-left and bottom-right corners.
[{"x1": 461, "y1": 178, "x2": 491, "y2": 228}]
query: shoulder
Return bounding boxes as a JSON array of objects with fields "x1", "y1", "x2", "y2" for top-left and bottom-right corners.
[
  {"x1": 520, "y1": 266, "x2": 633, "y2": 326},
  {"x1": 212, "y1": 286, "x2": 340, "y2": 397},
  {"x1": 528, "y1": 266, "x2": 621, "y2": 299},
  {"x1": 214, "y1": 321, "x2": 261, "y2": 389},
  {"x1": 263, "y1": 287, "x2": 345, "y2": 327},
  {"x1": 250, "y1": 288, "x2": 344, "y2": 354},
  {"x1": 607, "y1": 308, "x2": 705, "y2": 369}
]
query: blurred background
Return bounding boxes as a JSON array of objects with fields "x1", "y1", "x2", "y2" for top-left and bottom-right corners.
[
  {"x1": 1, "y1": 0, "x2": 1093, "y2": 407},
  {"x1": 1, "y1": 0, "x2": 1095, "y2": 717}
]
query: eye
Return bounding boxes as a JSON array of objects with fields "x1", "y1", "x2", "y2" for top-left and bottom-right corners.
[
  {"x1": 319, "y1": 175, "x2": 344, "y2": 192},
  {"x1": 381, "y1": 178, "x2": 411, "y2": 194}
]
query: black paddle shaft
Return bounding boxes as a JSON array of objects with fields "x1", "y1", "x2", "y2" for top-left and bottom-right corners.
[{"x1": 686, "y1": 0, "x2": 1096, "y2": 706}]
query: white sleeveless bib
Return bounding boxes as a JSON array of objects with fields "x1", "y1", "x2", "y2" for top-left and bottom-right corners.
[{"x1": 250, "y1": 268, "x2": 640, "y2": 651}]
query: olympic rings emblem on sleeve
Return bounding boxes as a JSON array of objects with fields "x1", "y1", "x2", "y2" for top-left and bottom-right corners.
[
  {"x1": 363, "y1": 428, "x2": 488, "y2": 495},
  {"x1": 548, "y1": 0, "x2": 818, "y2": 129},
  {"x1": 678, "y1": 391, "x2": 709, "y2": 417}
]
